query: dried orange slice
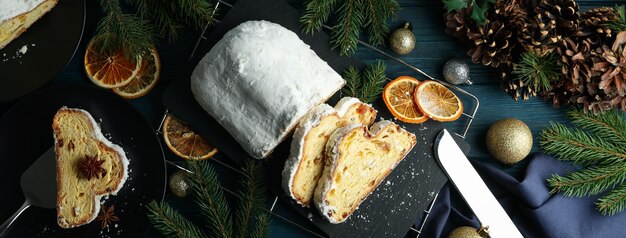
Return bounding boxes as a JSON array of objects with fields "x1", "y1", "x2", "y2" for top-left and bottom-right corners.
[
  {"x1": 84, "y1": 38, "x2": 142, "y2": 88},
  {"x1": 382, "y1": 76, "x2": 428, "y2": 124},
  {"x1": 413, "y1": 80, "x2": 463, "y2": 122},
  {"x1": 163, "y1": 115, "x2": 218, "y2": 160},
  {"x1": 112, "y1": 48, "x2": 161, "y2": 99}
]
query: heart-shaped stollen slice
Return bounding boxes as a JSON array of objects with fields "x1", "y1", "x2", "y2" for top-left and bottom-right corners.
[{"x1": 52, "y1": 107, "x2": 129, "y2": 228}]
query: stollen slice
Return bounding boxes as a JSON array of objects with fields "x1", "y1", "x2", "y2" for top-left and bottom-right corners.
[
  {"x1": 314, "y1": 120, "x2": 416, "y2": 223},
  {"x1": 283, "y1": 97, "x2": 377, "y2": 206},
  {"x1": 53, "y1": 107, "x2": 129, "y2": 228}
]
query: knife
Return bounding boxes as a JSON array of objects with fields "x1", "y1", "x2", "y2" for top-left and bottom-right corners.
[{"x1": 434, "y1": 129, "x2": 523, "y2": 238}]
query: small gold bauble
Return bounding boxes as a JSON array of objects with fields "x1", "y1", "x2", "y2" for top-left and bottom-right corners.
[
  {"x1": 486, "y1": 118, "x2": 533, "y2": 164},
  {"x1": 448, "y1": 226, "x2": 489, "y2": 238},
  {"x1": 169, "y1": 170, "x2": 190, "y2": 198},
  {"x1": 389, "y1": 22, "x2": 415, "y2": 55}
]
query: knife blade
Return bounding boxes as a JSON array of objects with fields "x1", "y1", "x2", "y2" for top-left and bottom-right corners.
[{"x1": 434, "y1": 129, "x2": 523, "y2": 238}]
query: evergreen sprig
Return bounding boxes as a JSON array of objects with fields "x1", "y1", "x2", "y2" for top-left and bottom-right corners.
[
  {"x1": 540, "y1": 108, "x2": 626, "y2": 215},
  {"x1": 301, "y1": 0, "x2": 398, "y2": 56},
  {"x1": 609, "y1": 5, "x2": 626, "y2": 32},
  {"x1": 95, "y1": 0, "x2": 215, "y2": 61},
  {"x1": 146, "y1": 160, "x2": 270, "y2": 238},
  {"x1": 233, "y1": 161, "x2": 268, "y2": 238},
  {"x1": 512, "y1": 52, "x2": 560, "y2": 94},
  {"x1": 126, "y1": 0, "x2": 215, "y2": 41},
  {"x1": 146, "y1": 201, "x2": 206, "y2": 238},
  {"x1": 330, "y1": 0, "x2": 364, "y2": 56},
  {"x1": 187, "y1": 161, "x2": 233, "y2": 238},
  {"x1": 94, "y1": 0, "x2": 155, "y2": 61},
  {"x1": 341, "y1": 60, "x2": 387, "y2": 103},
  {"x1": 597, "y1": 184, "x2": 626, "y2": 216}
]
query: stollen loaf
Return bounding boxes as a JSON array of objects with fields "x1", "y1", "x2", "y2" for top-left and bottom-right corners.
[{"x1": 191, "y1": 20, "x2": 345, "y2": 159}]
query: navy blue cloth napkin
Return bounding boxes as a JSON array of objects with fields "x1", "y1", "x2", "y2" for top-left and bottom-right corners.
[{"x1": 418, "y1": 154, "x2": 626, "y2": 238}]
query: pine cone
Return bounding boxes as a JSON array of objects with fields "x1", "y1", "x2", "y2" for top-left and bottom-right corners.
[
  {"x1": 559, "y1": 37, "x2": 593, "y2": 85},
  {"x1": 577, "y1": 7, "x2": 617, "y2": 45},
  {"x1": 445, "y1": 8, "x2": 475, "y2": 42},
  {"x1": 518, "y1": 11, "x2": 561, "y2": 56},
  {"x1": 544, "y1": 37, "x2": 593, "y2": 106},
  {"x1": 501, "y1": 63, "x2": 536, "y2": 100},
  {"x1": 538, "y1": 0, "x2": 580, "y2": 36},
  {"x1": 491, "y1": 0, "x2": 527, "y2": 33},
  {"x1": 505, "y1": 78, "x2": 537, "y2": 100},
  {"x1": 558, "y1": 32, "x2": 626, "y2": 113},
  {"x1": 575, "y1": 78, "x2": 625, "y2": 113},
  {"x1": 467, "y1": 20, "x2": 514, "y2": 68},
  {"x1": 592, "y1": 32, "x2": 626, "y2": 97}
]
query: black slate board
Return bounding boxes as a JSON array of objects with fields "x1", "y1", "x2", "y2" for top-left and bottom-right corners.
[{"x1": 162, "y1": 0, "x2": 468, "y2": 237}]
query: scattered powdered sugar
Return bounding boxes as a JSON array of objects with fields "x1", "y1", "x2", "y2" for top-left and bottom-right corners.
[{"x1": 1, "y1": 43, "x2": 36, "y2": 62}]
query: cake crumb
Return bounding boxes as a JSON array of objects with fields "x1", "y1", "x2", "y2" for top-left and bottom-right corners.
[{"x1": 18, "y1": 45, "x2": 28, "y2": 54}]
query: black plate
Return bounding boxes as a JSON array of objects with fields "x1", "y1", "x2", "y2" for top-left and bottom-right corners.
[
  {"x1": 0, "y1": 85, "x2": 166, "y2": 237},
  {"x1": 0, "y1": 0, "x2": 86, "y2": 102}
]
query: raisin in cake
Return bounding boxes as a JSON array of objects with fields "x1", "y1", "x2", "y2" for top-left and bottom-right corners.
[
  {"x1": 0, "y1": 0, "x2": 58, "y2": 49},
  {"x1": 191, "y1": 20, "x2": 345, "y2": 159},
  {"x1": 282, "y1": 97, "x2": 377, "y2": 206},
  {"x1": 53, "y1": 107, "x2": 129, "y2": 228},
  {"x1": 314, "y1": 120, "x2": 416, "y2": 223}
]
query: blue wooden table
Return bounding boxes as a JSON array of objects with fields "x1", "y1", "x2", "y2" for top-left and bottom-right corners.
[{"x1": 0, "y1": 0, "x2": 620, "y2": 237}]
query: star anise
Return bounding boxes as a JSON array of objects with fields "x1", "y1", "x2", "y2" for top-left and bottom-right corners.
[
  {"x1": 96, "y1": 204, "x2": 120, "y2": 229},
  {"x1": 79, "y1": 154, "x2": 106, "y2": 180}
]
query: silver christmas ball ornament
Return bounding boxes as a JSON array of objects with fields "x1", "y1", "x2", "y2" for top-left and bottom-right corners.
[
  {"x1": 389, "y1": 22, "x2": 415, "y2": 55},
  {"x1": 443, "y1": 59, "x2": 473, "y2": 85}
]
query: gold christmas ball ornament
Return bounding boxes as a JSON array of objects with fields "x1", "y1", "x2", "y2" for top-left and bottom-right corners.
[
  {"x1": 486, "y1": 118, "x2": 533, "y2": 164},
  {"x1": 448, "y1": 226, "x2": 489, "y2": 238},
  {"x1": 169, "y1": 170, "x2": 191, "y2": 198},
  {"x1": 389, "y1": 22, "x2": 415, "y2": 55}
]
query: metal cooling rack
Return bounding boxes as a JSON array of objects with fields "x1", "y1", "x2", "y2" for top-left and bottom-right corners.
[{"x1": 159, "y1": 0, "x2": 482, "y2": 237}]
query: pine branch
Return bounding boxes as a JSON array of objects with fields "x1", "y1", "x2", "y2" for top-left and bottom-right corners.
[
  {"x1": 300, "y1": 0, "x2": 397, "y2": 56},
  {"x1": 341, "y1": 66, "x2": 362, "y2": 99},
  {"x1": 128, "y1": 0, "x2": 183, "y2": 41},
  {"x1": 233, "y1": 160, "x2": 270, "y2": 238},
  {"x1": 597, "y1": 183, "x2": 626, "y2": 215},
  {"x1": 542, "y1": 109, "x2": 626, "y2": 215},
  {"x1": 301, "y1": 0, "x2": 337, "y2": 34},
  {"x1": 173, "y1": 0, "x2": 216, "y2": 31},
  {"x1": 548, "y1": 162, "x2": 626, "y2": 197},
  {"x1": 340, "y1": 61, "x2": 387, "y2": 103},
  {"x1": 126, "y1": 0, "x2": 215, "y2": 41},
  {"x1": 95, "y1": 0, "x2": 155, "y2": 61},
  {"x1": 363, "y1": 0, "x2": 398, "y2": 47},
  {"x1": 512, "y1": 52, "x2": 560, "y2": 94},
  {"x1": 250, "y1": 212, "x2": 271, "y2": 238},
  {"x1": 330, "y1": 0, "x2": 364, "y2": 56},
  {"x1": 360, "y1": 60, "x2": 387, "y2": 103},
  {"x1": 540, "y1": 122, "x2": 626, "y2": 167},
  {"x1": 567, "y1": 109, "x2": 626, "y2": 148},
  {"x1": 187, "y1": 161, "x2": 233, "y2": 238},
  {"x1": 146, "y1": 200, "x2": 206, "y2": 238}
]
